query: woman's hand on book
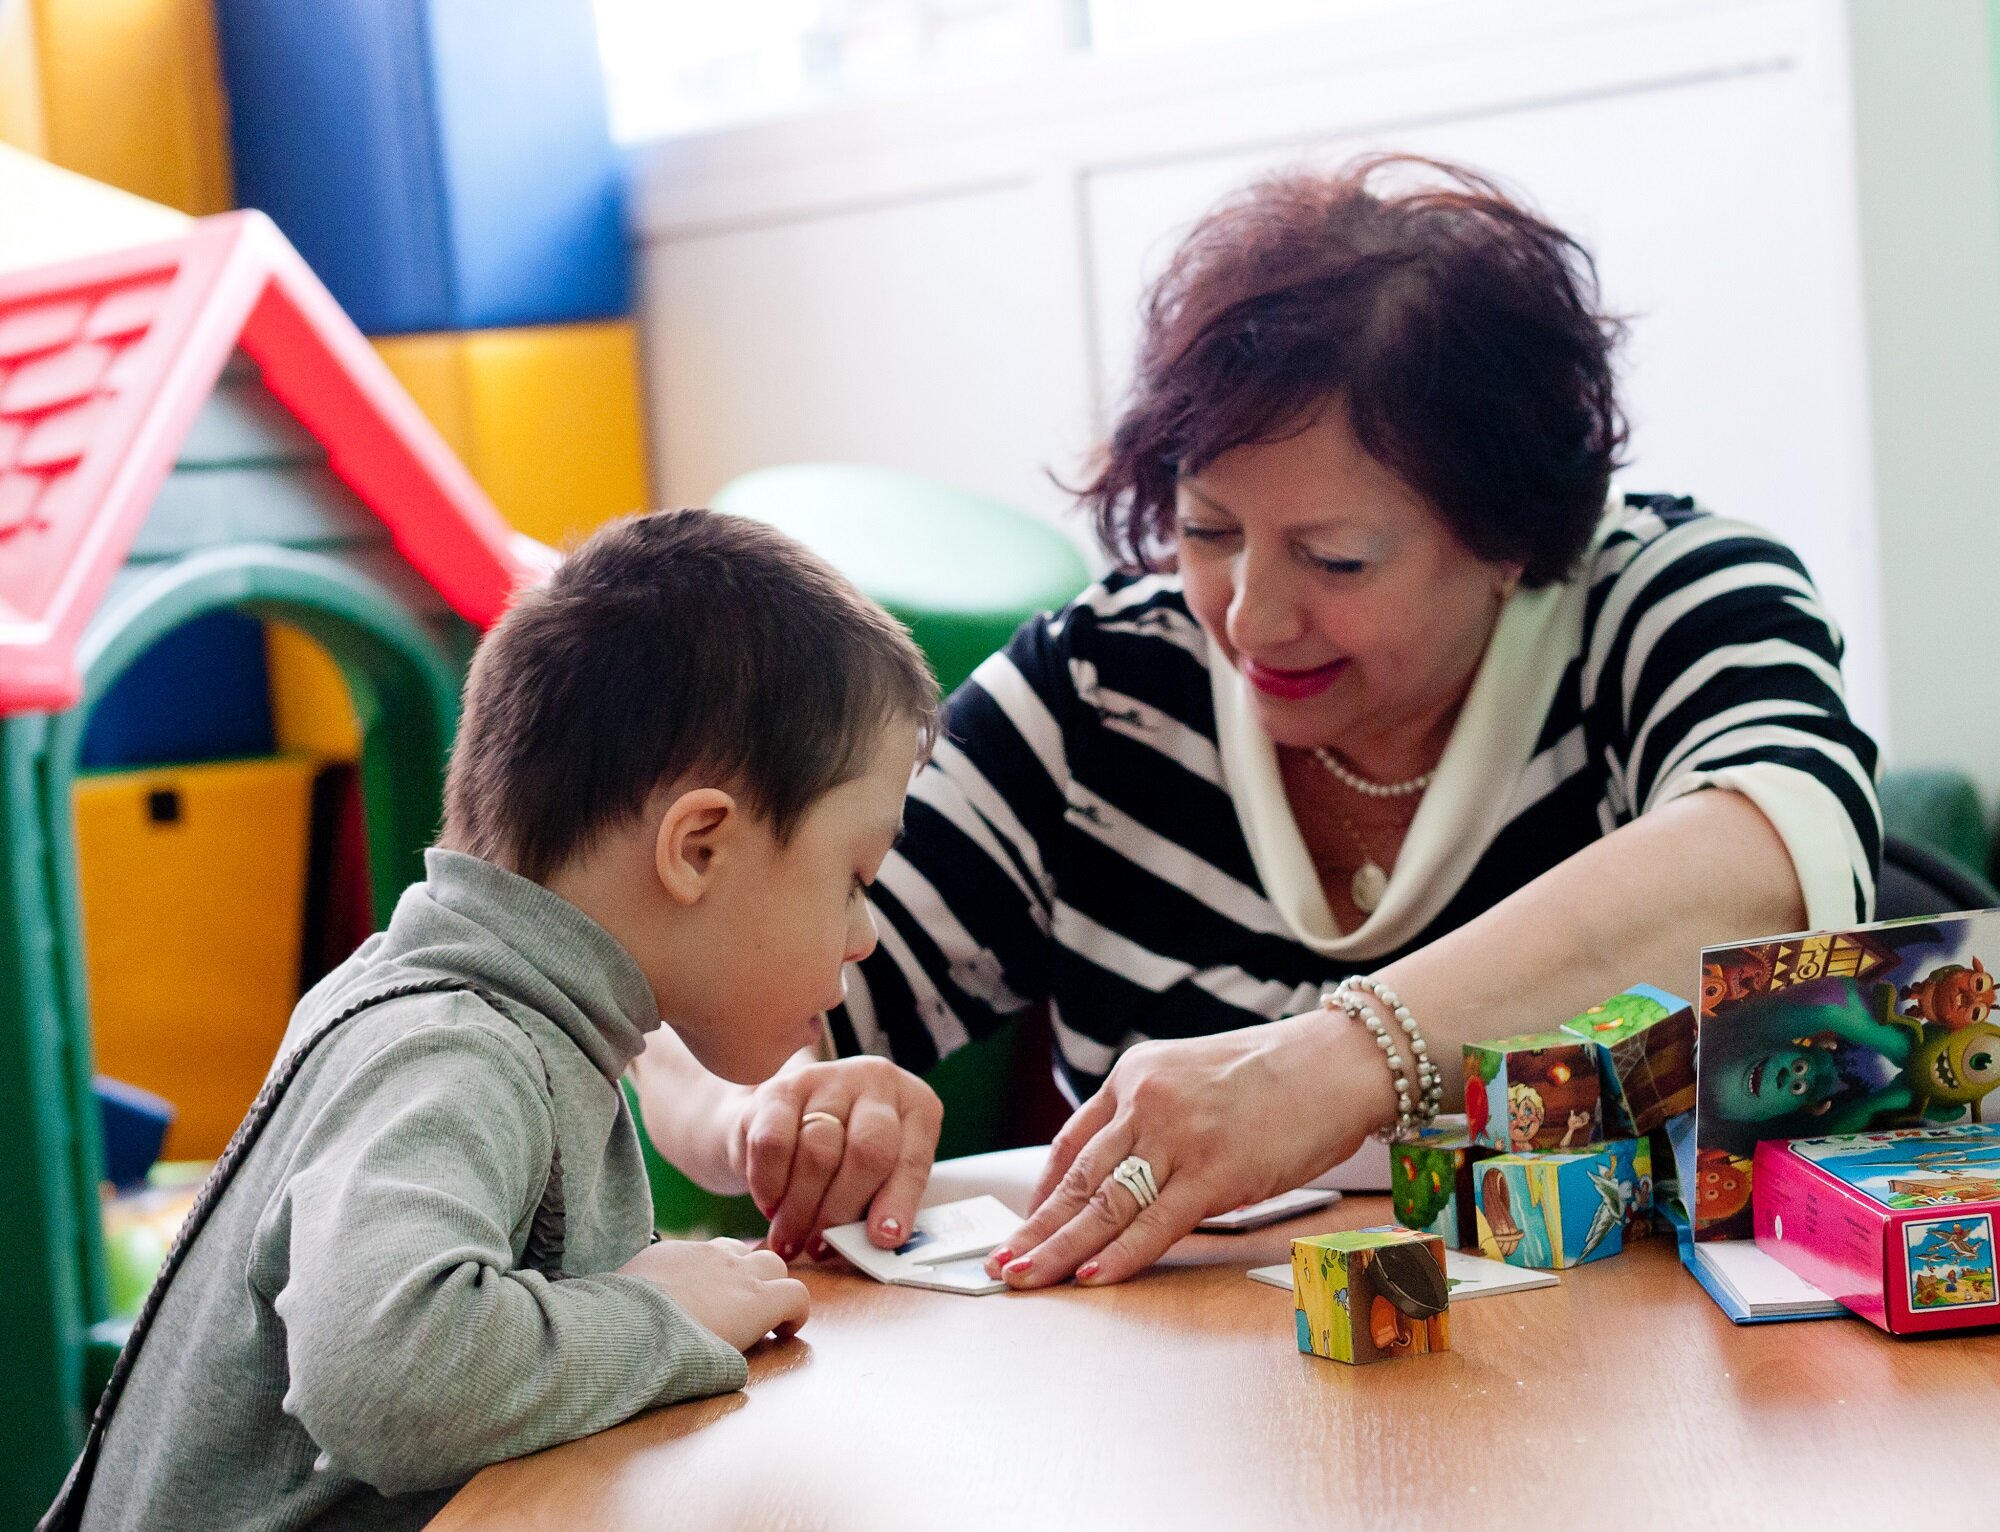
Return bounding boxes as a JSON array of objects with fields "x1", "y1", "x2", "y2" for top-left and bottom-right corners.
[{"x1": 732, "y1": 1056, "x2": 943, "y2": 1262}]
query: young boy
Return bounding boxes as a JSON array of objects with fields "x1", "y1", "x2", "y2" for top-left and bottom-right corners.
[{"x1": 62, "y1": 510, "x2": 940, "y2": 1531}]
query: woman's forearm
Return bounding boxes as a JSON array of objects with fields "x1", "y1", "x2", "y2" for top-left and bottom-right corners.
[
  {"x1": 1376, "y1": 788, "x2": 1806, "y2": 1098},
  {"x1": 626, "y1": 1027, "x2": 757, "y2": 1194}
]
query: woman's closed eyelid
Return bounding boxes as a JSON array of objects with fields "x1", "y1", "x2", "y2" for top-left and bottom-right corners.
[{"x1": 1303, "y1": 551, "x2": 1368, "y2": 573}]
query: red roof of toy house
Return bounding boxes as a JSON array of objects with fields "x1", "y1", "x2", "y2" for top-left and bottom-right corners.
[{"x1": 0, "y1": 210, "x2": 556, "y2": 714}]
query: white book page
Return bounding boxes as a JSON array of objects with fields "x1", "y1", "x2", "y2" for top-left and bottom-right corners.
[{"x1": 1692, "y1": 1241, "x2": 1841, "y2": 1315}]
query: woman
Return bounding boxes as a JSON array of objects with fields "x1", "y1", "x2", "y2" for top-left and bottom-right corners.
[{"x1": 633, "y1": 156, "x2": 1879, "y2": 1284}]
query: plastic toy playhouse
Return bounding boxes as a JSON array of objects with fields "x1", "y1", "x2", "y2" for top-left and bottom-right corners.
[{"x1": 0, "y1": 209, "x2": 549, "y2": 1500}]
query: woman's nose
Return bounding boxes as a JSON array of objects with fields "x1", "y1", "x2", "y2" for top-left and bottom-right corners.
[{"x1": 1225, "y1": 554, "x2": 1308, "y2": 658}]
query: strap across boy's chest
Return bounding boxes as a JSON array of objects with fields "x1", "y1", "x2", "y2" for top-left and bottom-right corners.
[{"x1": 37, "y1": 975, "x2": 569, "y2": 1532}]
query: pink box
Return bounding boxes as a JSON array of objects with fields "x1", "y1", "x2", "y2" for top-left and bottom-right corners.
[{"x1": 1754, "y1": 1127, "x2": 2000, "y2": 1335}]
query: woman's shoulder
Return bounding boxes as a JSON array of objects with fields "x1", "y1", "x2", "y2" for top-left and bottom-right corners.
[
  {"x1": 982, "y1": 569, "x2": 1214, "y2": 725},
  {"x1": 1585, "y1": 493, "x2": 1811, "y2": 596},
  {"x1": 1572, "y1": 493, "x2": 1840, "y2": 706},
  {"x1": 1037, "y1": 569, "x2": 1207, "y2": 663},
  {"x1": 1050, "y1": 569, "x2": 1195, "y2": 627}
]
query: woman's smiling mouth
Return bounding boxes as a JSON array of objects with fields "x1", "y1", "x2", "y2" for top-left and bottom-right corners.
[{"x1": 1241, "y1": 656, "x2": 1349, "y2": 700}]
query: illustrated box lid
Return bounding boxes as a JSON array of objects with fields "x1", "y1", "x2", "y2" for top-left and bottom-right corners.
[{"x1": 1754, "y1": 1125, "x2": 2000, "y2": 1334}]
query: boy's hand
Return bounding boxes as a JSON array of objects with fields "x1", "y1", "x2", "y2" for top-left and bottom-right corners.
[
  {"x1": 733, "y1": 1057, "x2": 942, "y2": 1261},
  {"x1": 619, "y1": 1237, "x2": 810, "y2": 1352}
]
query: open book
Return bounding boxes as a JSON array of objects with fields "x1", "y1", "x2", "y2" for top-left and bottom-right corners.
[{"x1": 821, "y1": 1196, "x2": 1018, "y2": 1295}]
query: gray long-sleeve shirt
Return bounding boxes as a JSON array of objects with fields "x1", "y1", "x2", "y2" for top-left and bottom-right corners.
[{"x1": 80, "y1": 850, "x2": 747, "y2": 1531}]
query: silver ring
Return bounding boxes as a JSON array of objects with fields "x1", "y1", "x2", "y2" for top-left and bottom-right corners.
[{"x1": 1109, "y1": 1155, "x2": 1160, "y2": 1212}]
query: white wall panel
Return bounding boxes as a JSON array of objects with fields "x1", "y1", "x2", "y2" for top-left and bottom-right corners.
[{"x1": 640, "y1": 183, "x2": 1100, "y2": 551}]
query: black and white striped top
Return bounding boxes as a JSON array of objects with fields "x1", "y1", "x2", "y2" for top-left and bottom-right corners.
[{"x1": 832, "y1": 497, "x2": 1883, "y2": 1102}]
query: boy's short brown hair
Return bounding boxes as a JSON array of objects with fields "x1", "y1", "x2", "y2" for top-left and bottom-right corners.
[{"x1": 444, "y1": 509, "x2": 940, "y2": 882}]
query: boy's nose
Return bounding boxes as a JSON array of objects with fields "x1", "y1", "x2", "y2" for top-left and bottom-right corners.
[{"x1": 844, "y1": 903, "x2": 880, "y2": 965}]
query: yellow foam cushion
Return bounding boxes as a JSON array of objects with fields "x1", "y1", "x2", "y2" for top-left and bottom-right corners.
[
  {"x1": 265, "y1": 623, "x2": 362, "y2": 761},
  {"x1": 375, "y1": 319, "x2": 651, "y2": 548},
  {"x1": 0, "y1": 0, "x2": 48, "y2": 155},
  {"x1": 32, "y1": 0, "x2": 232, "y2": 215},
  {"x1": 75, "y1": 756, "x2": 316, "y2": 1158}
]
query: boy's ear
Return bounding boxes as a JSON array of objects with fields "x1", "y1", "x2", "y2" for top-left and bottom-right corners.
[{"x1": 654, "y1": 788, "x2": 738, "y2": 906}]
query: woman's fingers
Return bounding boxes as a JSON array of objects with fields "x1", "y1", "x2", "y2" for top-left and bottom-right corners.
[
  {"x1": 862, "y1": 1086, "x2": 941, "y2": 1249},
  {"x1": 814, "y1": 1094, "x2": 904, "y2": 1235},
  {"x1": 1073, "y1": 1179, "x2": 1208, "y2": 1286},
  {"x1": 987, "y1": 1116, "x2": 1137, "y2": 1284},
  {"x1": 1031, "y1": 1086, "x2": 1117, "y2": 1208},
  {"x1": 741, "y1": 1082, "x2": 805, "y2": 1218},
  {"x1": 764, "y1": 1107, "x2": 846, "y2": 1259}
]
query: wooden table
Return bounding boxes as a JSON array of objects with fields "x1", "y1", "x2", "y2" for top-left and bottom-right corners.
[{"x1": 431, "y1": 1195, "x2": 2000, "y2": 1531}]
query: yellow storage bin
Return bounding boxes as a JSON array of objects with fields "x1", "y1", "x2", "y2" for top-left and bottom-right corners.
[
  {"x1": 74, "y1": 755, "x2": 316, "y2": 1158},
  {"x1": 375, "y1": 319, "x2": 652, "y2": 547},
  {"x1": 31, "y1": 0, "x2": 233, "y2": 215},
  {"x1": 0, "y1": 0, "x2": 47, "y2": 155},
  {"x1": 265, "y1": 622, "x2": 363, "y2": 761}
]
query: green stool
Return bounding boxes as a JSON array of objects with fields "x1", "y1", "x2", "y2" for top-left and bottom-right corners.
[
  {"x1": 711, "y1": 463, "x2": 1092, "y2": 693},
  {"x1": 632, "y1": 466, "x2": 1091, "y2": 1234}
]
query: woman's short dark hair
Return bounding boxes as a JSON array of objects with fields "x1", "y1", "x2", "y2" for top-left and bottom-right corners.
[
  {"x1": 444, "y1": 508, "x2": 940, "y2": 882},
  {"x1": 1080, "y1": 155, "x2": 1627, "y2": 587}
]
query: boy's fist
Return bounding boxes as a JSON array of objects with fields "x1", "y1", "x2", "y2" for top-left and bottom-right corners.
[
  {"x1": 620, "y1": 1237, "x2": 810, "y2": 1352},
  {"x1": 733, "y1": 1056, "x2": 942, "y2": 1260}
]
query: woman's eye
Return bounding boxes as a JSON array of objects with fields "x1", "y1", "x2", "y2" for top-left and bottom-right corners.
[
  {"x1": 1307, "y1": 555, "x2": 1367, "y2": 576},
  {"x1": 1177, "y1": 523, "x2": 1235, "y2": 543}
]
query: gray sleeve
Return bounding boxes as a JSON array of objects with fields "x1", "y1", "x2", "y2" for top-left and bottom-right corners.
[{"x1": 261, "y1": 1022, "x2": 748, "y2": 1494}]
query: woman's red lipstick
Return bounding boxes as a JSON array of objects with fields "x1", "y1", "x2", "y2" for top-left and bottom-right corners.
[{"x1": 1242, "y1": 656, "x2": 1348, "y2": 700}]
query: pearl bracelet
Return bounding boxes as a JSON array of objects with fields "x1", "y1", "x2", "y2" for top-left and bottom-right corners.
[
  {"x1": 1330, "y1": 976, "x2": 1444, "y2": 1136},
  {"x1": 1322, "y1": 988, "x2": 1418, "y2": 1138}
]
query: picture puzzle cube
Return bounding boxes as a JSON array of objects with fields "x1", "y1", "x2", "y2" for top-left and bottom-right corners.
[
  {"x1": 1464, "y1": 1032, "x2": 1602, "y2": 1151},
  {"x1": 1291, "y1": 1226, "x2": 1450, "y2": 1365},
  {"x1": 1391, "y1": 1115, "x2": 1491, "y2": 1248},
  {"x1": 1559, "y1": 984, "x2": 1696, "y2": 1136},
  {"x1": 1472, "y1": 1138, "x2": 1654, "y2": 1270}
]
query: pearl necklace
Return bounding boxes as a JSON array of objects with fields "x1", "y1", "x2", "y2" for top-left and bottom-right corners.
[
  {"x1": 1311, "y1": 748, "x2": 1430, "y2": 914},
  {"x1": 1311, "y1": 747, "x2": 1433, "y2": 799}
]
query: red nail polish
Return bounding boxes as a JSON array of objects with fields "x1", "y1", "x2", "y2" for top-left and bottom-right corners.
[
  {"x1": 1076, "y1": 1261, "x2": 1100, "y2": 1282},
  {"x1": 1004, "y1": 1256, "x2": 1033, "y2": 1276},
  {"x1": 880, "y1": 1218, "x2": 902, "y2": 1239},
  {"x1": 988, "y1": 1247, "x2": 1013, "y2": 1267},
  {"x1": 778, "y1": 1242, "x2": 796, "y2": 1261}
]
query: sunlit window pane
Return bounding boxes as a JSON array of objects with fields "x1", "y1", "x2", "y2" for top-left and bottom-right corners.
[
  {"x1": 595, "y1": 0, "x2": 1041, "y2": 142},
  {"x1": 1086, "y1": 0, "x2": 1429, "y2": 56}
]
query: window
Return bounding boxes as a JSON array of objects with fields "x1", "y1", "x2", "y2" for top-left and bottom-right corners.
[
  {"x1": 1087, "y1": 0, "x2": 1432, "y2": 56},
  {"x1": 594, "y1": 0, "x2": 1441, "y2": 141},
  {"x1": 594, "y1": 0, "x2": 1058, "y2": 142}
]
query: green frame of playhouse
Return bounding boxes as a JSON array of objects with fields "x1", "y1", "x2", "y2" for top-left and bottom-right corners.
[{"x1": 0, "y1": 213, "x2": 545, "y2": 1521}]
